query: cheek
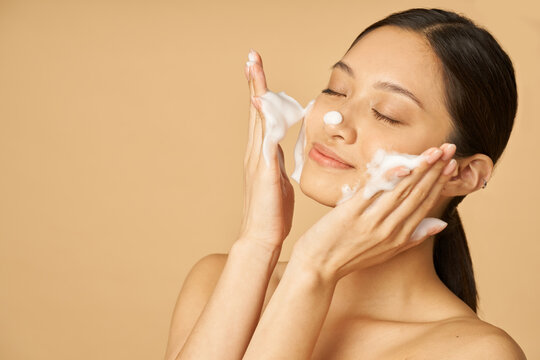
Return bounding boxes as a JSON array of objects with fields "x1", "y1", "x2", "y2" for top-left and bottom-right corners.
[
  {"x1": 390, "y1": 122, "x2": 451, "y2": 155},
  {"x1": 304, "y1": 104, "x2": 325, "y2": 145}
]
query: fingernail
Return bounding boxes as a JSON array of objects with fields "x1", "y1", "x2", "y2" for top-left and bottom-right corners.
[
  {"x1": 441, "y1": 144, "x2": 456, "y2": 161},
  {"x1": 428, "y1": 221, "x2": 448, "y2": 236},
  {"x1": 442, "y1": 158, "x2": 457, "y2": 175},
  {"x1": 427, "y1": 148, "x2": 443, "y2": 164},
  {"x1": 248, "y1": 49, "x2": 257, "y2": 62},
  {"x1": 422, "y1": 147, "x2": 434, "y2": 156},
  {"x1": 395, "y1": 167, "x2": 411, "y2": 177},
  {"x1": 410, "y1": 218, "x2": 447, "y2": 242}
]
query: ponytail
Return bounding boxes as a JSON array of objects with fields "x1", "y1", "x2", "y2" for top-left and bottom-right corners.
[{"x1": 433, "y1": 195, "x2": 478, "y2": 312}]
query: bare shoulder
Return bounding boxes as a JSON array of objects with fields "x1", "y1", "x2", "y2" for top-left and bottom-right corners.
[
  {"x1": 428, "y1": 316, "x2": 527, "y2": 359},
  {"x1": 164, "y1": 253, "x2": 229, "y2": 359},
  {"x1": 170, "y1": 252, "x2": 230, "y2": 322},
  {"x1": 165, "y1": 253, "x2": 284, "y2": 359}
]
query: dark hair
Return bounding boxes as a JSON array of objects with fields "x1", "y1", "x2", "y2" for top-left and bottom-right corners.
[{"x1": 346, "y1": 8, "x2": 517, "y2": 312}]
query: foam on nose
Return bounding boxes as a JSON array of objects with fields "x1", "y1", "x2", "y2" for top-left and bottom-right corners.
[{"x1": 323, "y1": 110, "x2": 343, "y2": 125}]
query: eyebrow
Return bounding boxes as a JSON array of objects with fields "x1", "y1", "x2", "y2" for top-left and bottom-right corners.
[{"x1": 330, "y1": 60, "x2": 424, "y2": 110}]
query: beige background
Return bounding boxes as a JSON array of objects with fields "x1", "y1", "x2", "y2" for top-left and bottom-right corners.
[{"x1": 1, "y1": 0, "x2": 538, "y2": 358}]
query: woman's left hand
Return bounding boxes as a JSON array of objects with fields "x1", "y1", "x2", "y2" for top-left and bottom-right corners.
[{"x1": 291, "y1": 143, "x2": 457, "y2": 283}]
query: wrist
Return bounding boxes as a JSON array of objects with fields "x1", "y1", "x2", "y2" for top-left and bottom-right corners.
[
  {"x1": 231, "y1": 237, "x2": 282, "y2": 271},
  {"x1": 289, "y1": 243, "x2": 339, "y2": 289}
]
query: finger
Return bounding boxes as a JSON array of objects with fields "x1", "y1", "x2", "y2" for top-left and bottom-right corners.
[
  {"x1": 249, "y1": 54, "x2": 268, "y2": 97},
  {"x1": 383, "y1": 165, "x2": 412, "y2": 182},
  {"x1": 246, "y1": 73, "x2": 263, "y2": 173},
  {"x1": 245, "y1": 49, "x2": 270, "y2": 175},
  {"x1": 336, "y1": 178, "x2": 385, "y2": 215},
  {"x1": 248, "y1": 103, "x2": 264, "y2": 175},
  {"x1": 384, "y1": 144, "x2": 456, "y2": 232},
  {"x1": 367, "y1": 145, "x2": 445, "y2": 224},
  {"x1": 351, "y1": 165, "x2": 412, "y2": 217},
  {"x1": 278, "y1": 144, "x2": 287, "y2": 176},
  {"x1": 396, "y1": 157, "x2": 457, "y2": 243},
  {"x1": 255, "y1": 135, "x2": 280, "y2": 183},
  {"x1": 249, "y1": 48, "x2": 264, "y2": 68},
  {"x1": 244, "y1": 61, "x2": 250, "y2": 81},
  {"x1": 244, "y1": 52, "x2": 258, "y2": 167},
  {"x1": 341, "y1": 146, "x2": 438, "y2": 216},
  {"x1": 375, "y1": 216, "x2": 448, "y2": 263},
  {"x1": 244, "y1": 95, "x2": 257, "y2": 167}
]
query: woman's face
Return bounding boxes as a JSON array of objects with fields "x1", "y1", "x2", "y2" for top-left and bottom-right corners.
[{"x1": 299, "y1": 25, "x2": 455, "y2": 207}]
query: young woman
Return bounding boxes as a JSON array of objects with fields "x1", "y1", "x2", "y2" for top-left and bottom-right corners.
[{"x1": 165, "y1": 8, "x2": 526, "y2": 360}]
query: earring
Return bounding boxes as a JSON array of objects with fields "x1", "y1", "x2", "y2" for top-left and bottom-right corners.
[{"x1": 482, "y1": 179, "x2": 487, "y2": 189}]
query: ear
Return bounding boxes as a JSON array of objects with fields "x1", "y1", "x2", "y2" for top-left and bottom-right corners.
[{"x1": 441, "y1": 153, "x2": 493, "y2": 196}]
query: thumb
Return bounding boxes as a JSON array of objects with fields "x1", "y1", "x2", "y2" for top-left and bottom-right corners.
[
  {"x1": 277, "y1": 144, "x2": 287, "y2": 176},
  {"x1": 409, "y1": 217, "x2": 448, "y2": 242}
]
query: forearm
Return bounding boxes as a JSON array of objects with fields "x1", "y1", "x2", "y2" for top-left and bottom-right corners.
[
  {"x1": 242, "y1": 247, "x2": 338, "y2": 360},
  {"x1": 177, "y1": 239, "x2": 281, "y2": 360}
]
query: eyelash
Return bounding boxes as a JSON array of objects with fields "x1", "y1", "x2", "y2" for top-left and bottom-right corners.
[{"x1": 321, "y1": 88, "x2": 401, "y2": 126}]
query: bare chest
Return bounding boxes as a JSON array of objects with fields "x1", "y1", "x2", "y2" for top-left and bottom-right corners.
[
  {"x1": 263, "y1": 264, "x2": 464, "y2": 359},
  {"x1": 309, "y1": 315, "x2": 435, "y2": 360}
]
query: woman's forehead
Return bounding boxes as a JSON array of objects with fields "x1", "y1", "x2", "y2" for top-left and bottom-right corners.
[{"x1": 340, "y1": 26, "x2": 446, "y2": 112}]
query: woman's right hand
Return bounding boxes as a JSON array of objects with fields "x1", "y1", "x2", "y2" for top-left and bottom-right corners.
[{"x1": 237, "y1": 49, "x2": 295, "y2": 250}]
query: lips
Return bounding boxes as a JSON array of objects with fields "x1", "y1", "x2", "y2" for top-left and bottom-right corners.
[{"x1": 309, "y1": 143, "x2": 355, "y2": 169}]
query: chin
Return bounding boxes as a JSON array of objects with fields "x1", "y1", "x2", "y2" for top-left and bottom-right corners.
[
  {"x1": 300, "y1": 182, "x2": 337, "y2": 207},
  {"x1": 298, "y1": 164, "x2": 348, "y2": 208}
]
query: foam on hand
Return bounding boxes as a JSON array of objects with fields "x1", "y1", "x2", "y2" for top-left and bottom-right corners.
[
  {"x1": 245, "y1": 51, "x2": 314, "y2": 181},
  {"x1": 335, "y1": 148, "x2": 447, "y2": 241},
  {"x1": 291, "y1": 100, "x2": 314, "y2": 183},
  {"x1": 256, "y1": 91, "x2": 314, "y2": 169}
]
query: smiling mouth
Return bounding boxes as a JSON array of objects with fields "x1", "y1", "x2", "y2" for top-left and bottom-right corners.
[{"x1": 308, "y1": 145, "x2": 355, "y2": 169}]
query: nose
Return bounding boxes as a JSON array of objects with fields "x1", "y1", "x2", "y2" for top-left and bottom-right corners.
[{"x1": 323, "y1": 109, "x2": 357, "y2": 143}]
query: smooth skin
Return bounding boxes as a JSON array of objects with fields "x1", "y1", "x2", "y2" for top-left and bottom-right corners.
[{"x1": 165, "y1": 26, "x2": 526, "y2": 360}]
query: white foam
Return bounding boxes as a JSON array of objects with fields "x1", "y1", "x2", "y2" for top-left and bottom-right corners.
[
  {"x1": 256, "y1": 90, "x2": 315, "y2": 175},
  {"x1": 336, "y1": 183, "x2": 360, "y2": 205},
  {"x1": 363, "y1": 149, "x2": 427, "y2": 199},
  {"x1": 245, "y1": 52, "x2": 314, "y2": 179},
  {"x1": 335, "y1": 148, "x2": 446, "y2": 241},
  {"x1": 410, "y1": 217, "x2": 448, "y2": 242},
  {"x1": 291, "y1": 100, "x2": 314, "y2": 183},
  {"x1": 323, "y1": 110, "x2": 343, "y2": 125}
]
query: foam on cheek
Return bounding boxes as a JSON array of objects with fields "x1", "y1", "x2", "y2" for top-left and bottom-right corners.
[
  {"x1": 336, "y1": 148, "x2": 447, "y2": 241},
  {"x1": 336, "y1": 183, "x2": 360, "y2": 205},
  {"x1": 335, "y1": 149, "x2": 426, "y2": 205},
  {"x1": 257, "y1": 91, "x2": 315, "y2": 171},
  {"x1": 363, "y1": 149, "x2": 426, "y2": 199}
]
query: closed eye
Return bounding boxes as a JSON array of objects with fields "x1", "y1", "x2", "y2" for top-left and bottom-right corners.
[
  {"x1": 322, "y1": 88, "x2": 402, "y2": 126},
  {"x1": 372, "y1": 108, "x2": 401, "y2": 126},
  {"x1": 321, "y1": 88, "x2": 344, "y2": 96}
]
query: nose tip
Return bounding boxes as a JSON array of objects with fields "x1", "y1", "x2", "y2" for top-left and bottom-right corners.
[{"x1": 321, "y1": 109, "x2": 356, "y2": 144}]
